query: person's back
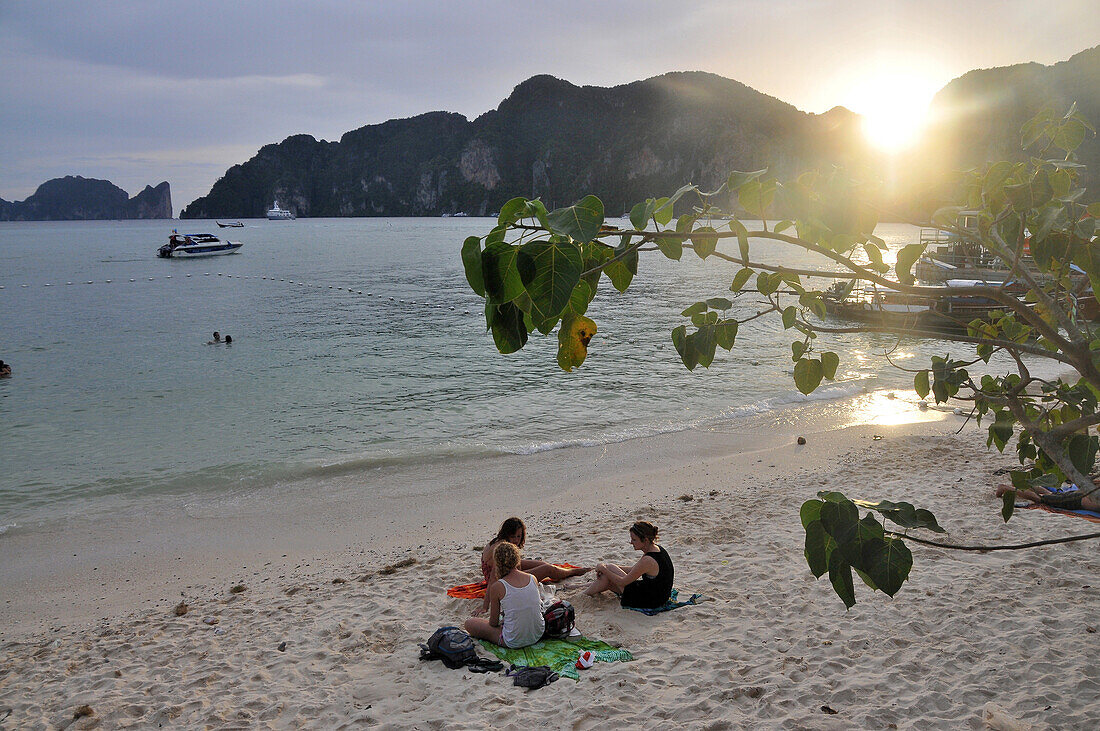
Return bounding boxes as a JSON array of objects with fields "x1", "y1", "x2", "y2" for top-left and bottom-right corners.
[
  {"x1": 0, "y1": 360, "x2": 10, "y2": 378},
  {"x1": 498, "y1": 572, "x2": 544, "y2": 648}
]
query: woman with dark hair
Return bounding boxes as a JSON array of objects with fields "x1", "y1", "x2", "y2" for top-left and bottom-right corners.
[
  {"x1": 478, "y1": 517, "x2": 589, "y2": 613},
  {"x1": 584, "y1": 521, "x2": 674, "y2": 609},
  {"x1": 464, "y1": 541, "x2": 544, "y2": 648}
]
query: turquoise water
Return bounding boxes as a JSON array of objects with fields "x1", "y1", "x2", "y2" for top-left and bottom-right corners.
[{"x1": 0, "y1": 218, "x2": 1028, "y2": 527}]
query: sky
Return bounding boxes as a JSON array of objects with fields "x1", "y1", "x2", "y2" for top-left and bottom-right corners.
[{"x1": 1, "y1": 1, "x2": 1097, "y2": 215}]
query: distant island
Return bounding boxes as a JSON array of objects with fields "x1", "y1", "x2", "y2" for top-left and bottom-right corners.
[{"x1": 0, "y1": 176, "x2": 172, "y2": 221}]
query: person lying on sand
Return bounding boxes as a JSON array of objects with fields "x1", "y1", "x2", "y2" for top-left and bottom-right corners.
[
  {"x1": 583, "y1": 520, "x2": 674, "y2": 610},
  {"x1": 478, "y1": 517, "x2": 589, "y2": 613},
  {"x1": 464, "y1": 542, "x2": 545, "y2": 649},
  {"x1": 995, "y1": 482, "x2": 1100, "y2": 512}
]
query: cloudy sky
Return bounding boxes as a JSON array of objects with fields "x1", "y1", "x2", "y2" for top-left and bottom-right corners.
[{"x1": 1, "y1": 1, "x2": 1097, "y2": 214}]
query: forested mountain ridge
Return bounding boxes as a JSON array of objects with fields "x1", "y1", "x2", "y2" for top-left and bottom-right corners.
[
  {"x1": 181, "y1": 46, "x2": 1100, "y2": 219},
  {"x1": 181, "y1": 71, "x2": 867, "y2": 219}
]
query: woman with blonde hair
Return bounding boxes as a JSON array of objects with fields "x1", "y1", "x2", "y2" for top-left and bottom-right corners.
[
  {"x1": 584, "y1": 521, "x2": 674, "y2": 609},
  {"x1": 464, "y1": 541, "x2": 545, "y2": 648}
]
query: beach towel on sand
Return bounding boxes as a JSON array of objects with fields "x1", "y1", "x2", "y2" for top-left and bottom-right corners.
[
  {"x1": 624, "y1": 588, "x2": 702, "y2": 616},
  {"x1": 1014, "y1": 485, "x2": 1100, "y2": 523},
  {"x1": 447, "y1": 564, "x2": 584, "y2": 599},
  {"x1": 1019, "y1": 502, "x2": 1100, "y2": 523},
  {"x1": 479, "y1": 636, "x2": 632, "y2": 680}
]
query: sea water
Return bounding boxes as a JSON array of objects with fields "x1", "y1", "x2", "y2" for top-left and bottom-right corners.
[{"x1": 0, "y1": 218, "x2": 1045, "y2": 529}]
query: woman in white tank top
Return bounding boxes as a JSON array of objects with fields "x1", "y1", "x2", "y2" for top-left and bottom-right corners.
[{"x1": 465, "y1": 542, "x2": 545, "y2": 648}]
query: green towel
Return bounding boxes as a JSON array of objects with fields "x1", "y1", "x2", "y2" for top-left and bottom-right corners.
[{"x1": 479, "y1": 636, "x2": 633, "y2": 680}]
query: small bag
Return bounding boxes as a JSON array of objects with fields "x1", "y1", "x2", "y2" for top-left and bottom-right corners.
[
  {"x1": 541, "y1": 600, "x2": 575, "y2": 639},
  {"x1": 418, "y1": 626, "x2": 478, "y2": 669},
  {"x1": 507, "y1": 664, "x2": 560, "y2": 689}
]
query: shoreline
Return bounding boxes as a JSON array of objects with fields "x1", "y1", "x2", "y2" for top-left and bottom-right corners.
[
  {"x1": 4, "y1": 401, "x2": 1099, "y2": 727},
  {"x1": 0, "y1": 394, "x2": 946, "y2": 639}
]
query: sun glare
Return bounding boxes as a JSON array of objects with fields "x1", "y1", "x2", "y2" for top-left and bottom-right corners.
[{"x1": 845, "y1": 70, "x2": 942, "y2": 154}]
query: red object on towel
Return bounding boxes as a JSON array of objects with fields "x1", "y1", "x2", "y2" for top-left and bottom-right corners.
[{"x1": 447, "y1": 564, "x2": 583, "y2": 599}]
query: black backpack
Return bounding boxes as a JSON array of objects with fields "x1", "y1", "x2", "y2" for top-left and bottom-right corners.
[
  {"x1": 542, "y1": 600, "x2": 575, "y2": 639},
  {"x1": 419, "y1": 626, "x2": 478, "y2": 669}
]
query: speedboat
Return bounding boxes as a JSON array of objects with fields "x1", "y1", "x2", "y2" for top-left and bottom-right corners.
[
  {"x1": 267, "y1": 200, "x2": 295, "y2": 220},
  {"x1": 157, "y1": 232, "x2": 242, "y2": 258},
  {"x1": 217, "y1": 220, "x2": 244, "y2": 228}
]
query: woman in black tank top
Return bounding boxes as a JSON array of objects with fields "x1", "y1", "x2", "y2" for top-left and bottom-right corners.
[{"x1": 583, "y1": 521, "x2": 673, "y2": 609}]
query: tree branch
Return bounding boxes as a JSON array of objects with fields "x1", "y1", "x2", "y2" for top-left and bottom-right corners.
[{"x1": 888, "y1": 530, "x2": 1100, "y2": 551}]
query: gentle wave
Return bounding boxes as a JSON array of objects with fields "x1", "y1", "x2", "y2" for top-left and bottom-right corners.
[{"x1": 502, "y1": 379, "x2": 874, "y2": 456}]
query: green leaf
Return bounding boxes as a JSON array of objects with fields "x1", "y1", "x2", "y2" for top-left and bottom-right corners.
[
  {"x1": 853, "y1": 499, "x2": 946, "y2": 533},
  {"x1": 895, "y1": 243, "x2": 928, "y2": 286},
  {"x1": 693, "y1": 325, "x2": 718, "y2": 368},
  {"x1": 820, "y1": 351, "x2": 839, "y2": 380},
  {"x1": 498, "y1": 197, "x2": 550, "y2": 229},
  {"x1": 1001, "y1": 489, "x2": 1016, "y2": 523},
  {"x1": 656, "y1": 236, "x2": 683, "y2": 260},
  {"x1": 652, "y1": 197, "x2": 674, "y2": 226},
  {"x1": 730, "y1": 267, "x2": 753, "y2": 293},
  {"x1": 791, "y1": 341, "x2": 806, "y2": 361},
  {"x1": 461, "y1": 236, "x2": 485, "y2": 296},
  {"x1": 827, "y1": 550, "x2": 856, "y2": 609},
  {"x1": 914, "y1": 370, "x2": 930, "y2": 399},
  {"x1": 862, "y1": 536, "x2": 912, "y2": 597},
  {"x1": 681, "y1": 302, "x2": 707, "y2": 317},
  {"x1": 557, "y1": 312, "x2": 597, "y2": 372},
  {"x1": 715, "y1": 320, "x2": 738, "y2": 350},
  {"x1": 1087, "y1": 203, "x2": 1100, "y2": 218},
  {"x1": 774, "y1": 219, "x2": 794, "y2": 233},
  {"x1": 691, "y1": 226, "x2": 717, "y2": 259},
  {"x1": 804, "y1": 519, "x2": 829, "y2": 578},
  {"x1": 739, "y1": 179, "x2": 774, "y2": 218},
  {"x1": 729, "y1": 218, "x2": 750, "y2": 263},
  {"x1": 547, "y1": 195, "x2": 604, "y2": 244},
  {"x1": 671, "y1": 325, "x2": 698, "y2": 371},
  {"x1": 782, "y1": 306, "x2": 797, "y2": 329},
  {"x1": 568, "y1": 279, "x2": 594, "y2": 316},
  {"x1": 516, "y1": 240, "x2": 583, "y2": 321},
  {"x1": 794, "y1": 358, "x2": 824, "y2": 394},
  {"x1": 629, "y1": 199, "x2": 656, "y2": 231},
  {"x1": 482, "y1": 242, "x2": 525, "y2": 303},
  {"x1": 706, "y1": 297, "x2": 733, "y2": 311},
  {"x1": 757, "y1": 272, "x2": 778, "y2": 296},
  {"x1": 727, "y1": 169, "x2": 767, "y2": 192},
  {"x1": 603, "y1": 238, "x2": 639, "y2": 293},
  {"x1": 487, "y1": 301, "x2": 528, "y2": 354}
]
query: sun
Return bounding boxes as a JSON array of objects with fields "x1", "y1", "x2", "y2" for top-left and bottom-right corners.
[{"x1": 845, "y1": 70, "x2": 942, "y2": 153}]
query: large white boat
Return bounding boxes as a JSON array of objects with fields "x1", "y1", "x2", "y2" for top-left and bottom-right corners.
[
  {"x1": 157, "y1": 232, "x2": 243, "y2": 258},
  {"x1": 267, "y1": 200, "x2": 295, "y2": 220}
]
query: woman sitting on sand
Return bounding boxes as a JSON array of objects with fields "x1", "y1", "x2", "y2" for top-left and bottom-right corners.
[
  {"x1": 584, "y1": 521, "x2": 673, "y2": 610},
  {"x1": 480, "y1": 517, "x2": 589, "y2": 590},
  {"x1": 465, "y1": 542, "x2": 545, "y2": 648},
  {"x1": 995, "y1": 482, "x2": 1100, "y2": 512}
]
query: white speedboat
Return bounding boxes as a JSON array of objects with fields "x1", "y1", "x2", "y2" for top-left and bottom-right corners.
[
  {"x1": 157, "y1": 232, "x2": 242, "y2": 258},
  {"x1": 267, "y1": 200, "x2": 295, "y2": 220}
]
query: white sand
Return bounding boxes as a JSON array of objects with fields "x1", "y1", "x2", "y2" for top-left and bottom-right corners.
[{"x1": 2, "y1": 403, "x2": 1099, "y2": 729}]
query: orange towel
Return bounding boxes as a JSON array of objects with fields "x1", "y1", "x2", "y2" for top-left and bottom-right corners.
[{"x1": 447, "y1": 564, "x2": 583, "y2": 599}]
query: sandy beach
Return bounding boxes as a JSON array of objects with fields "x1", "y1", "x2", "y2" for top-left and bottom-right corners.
[{"x1": 2, "y1": 401, "x2": 1099, "y2": 729}]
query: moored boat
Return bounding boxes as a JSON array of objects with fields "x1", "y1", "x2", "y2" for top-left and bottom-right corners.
[
  {"x1": 267, "y1": 200, "x2": 294, "y2": 220},
  {"x1": 823, "y1": 280, "x2": 1014, "y2": 332},
  {"x1": 157, "y1": 232, "x2": 243, "y2": 258},
  {"x1": 217, "y1": 220, "x2": 244, "y2": 228}
]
